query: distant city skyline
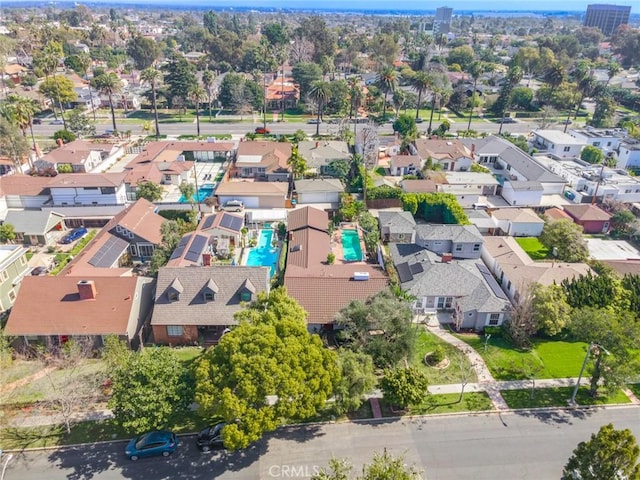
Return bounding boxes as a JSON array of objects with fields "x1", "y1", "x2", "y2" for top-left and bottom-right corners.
[{"x1": 7, "y1": 0, "x2": 636, "y2": 12}]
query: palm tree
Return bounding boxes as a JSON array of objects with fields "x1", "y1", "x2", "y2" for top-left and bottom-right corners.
[
  {"x1": 347, "y1": 76, "x2": 363, "y2": 122},
  {"x1": 140, "y1": 67, "x2": 161, "y2": 140},
  {"x1": 7, "y1": 94, "x2": 39, "y2": 165},
  {"x1": 543, "y1": 62, "x2": 565, "y2": 88},
  {"x1": 189, "y1": 85, "x2": 206, "y2": 137},
  {"x1": 308, "y1": 81, "x2": 331, "y2": 136},
  {"x1": 76, "y1": 52, "x2": 97, "y2": 122},
  {"x1": 40, "y1": 42, "x2": 66, "y2": 128},
  {"x1": 606, "y1": 61, "x2": 621, "y2": 87},
  {"x1": 467, "y1": 61, "x2": 485, "y2": 131},
  {"x1": 376, "y1": 65, "x2": 397, "y2": 118},
  {"x1": 93, "y1": 72, "x2": 122, "y2": 133},
  {"x1": 409, "y1": 70, "x2": 432, "y2": 121},
  {"x1": 202, "y1": 69, "x2": 215, "y2": 121}
]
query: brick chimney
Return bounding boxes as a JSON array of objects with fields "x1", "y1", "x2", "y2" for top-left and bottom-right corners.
[
  {"x1": 315, "y1": 141, "x2": 320, "y2": 148},
  {"x1": 442, "y1": 253, "x2": 453, "y2": 263},
  {"x1": 77, "y1": 280, "x2": 97, "y2": 300},
  {"x1": 202, "y1": 253, "x2": 212, "y2": 266}
]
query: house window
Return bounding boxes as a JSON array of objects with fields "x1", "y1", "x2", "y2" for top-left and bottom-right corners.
[
  {"x1": 8, "y1": 289, "x2": 16, "y2": 302},
  {"x1": 506, "y1": 164, "x2": 511, "y2": 171},
  {"x1": 398, "y1": 233, "x2": 405, "y2": 241},
  {"x1": 437, "y1": 297, "x2": 453, "y2": 309},
  {"x1": 166, "y1": 326, "x2": 183, "y2": 337},
  {"x1": 507, "y1": 280, "x2": 512, "y2": 290},
  {"x1": 101, "y1": 187, "x2": 116, "y2": 194},
  {"x1": 19, "y1": 256, "x2": 26, "y2": 265},
  {"x1": 607, "y1": 142, "x2": 611, "y2": 147},
  {"x1": 489, "y1": 314, "x2": 500, "y2": 326},
  {"x1": 203, "y1": 292, "x2": 215, "y2": 302},
  {"x1": 243, "y1": 168, "x2": 252, "y2": 176},
  {"x1": 625, "y1": 189, "x2": 631, "y2": 193},
  {"x1": 442, "y1": 163, "x2": 449, "y2": 171},
  {"x1": 455, "y1": 244, "x2": 463, "y2": 252},
  {"x1": 473, "y1": 243, "x2": 481, "y2": 252},
  {"x1": 257, "y1": 167, "x2": 266, "y2": 174},
  {"x1": 138, "y1": 244, "x2": 154, "y2": 258},
  {"x1": 164, "y1": 175, "x2": 172, "y2": 182},
  {"x1": 241, "y1": 291, "x2": 252, "y2": 302},
  {"x1": 129, "y1": 245, "x2": 138, "y2": 256},
  {"x1": 593, "y1": 142, "x2": 600, "y2": 147},
  {"x1": 168, "y1": 291, "x2": 179, "y2": 302},
  {"x1": 1, "y1": 270, "x2": 8, "y2": 282}
]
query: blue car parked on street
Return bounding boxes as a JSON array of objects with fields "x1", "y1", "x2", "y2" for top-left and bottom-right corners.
[
  {"x1": 60, "y1": 227, "x2": 87, "y2": 244},
  {"x1": 125, "y1": 431, "x2": 178, "y2": 461}
]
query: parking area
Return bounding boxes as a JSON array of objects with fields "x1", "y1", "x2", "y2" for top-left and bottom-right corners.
[{"x1": 586, "y1": 238, "x2": 640, "y2": 261}]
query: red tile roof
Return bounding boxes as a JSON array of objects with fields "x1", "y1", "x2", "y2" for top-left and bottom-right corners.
[
  {"x1": 287, "y1": 206, "x2": 329, "y2": 233},
  {"x1": 562, "y1": 204, "x2": 612, "y2": 222},
  {"x1": 0, "y1": 175, "x2": 51, "y2": 196}
]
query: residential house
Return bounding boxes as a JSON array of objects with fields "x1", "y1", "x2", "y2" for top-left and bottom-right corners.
[
  {"x1": 378, "y1": 211, "x2": 417, "y2": 243},
  {"x1": 284, "y1": 206, "x2": 388, "y2": 330},
  {"x1": 414, "y1": 224, "x2": 484, "y2": 259},
  {"x1": 401, "y1": 179, "x2": 437, "y2": 194},
  {"x1": 266, "y1": 75, "x2": 300, "y2": 110},
  {"x1": 215, "y1": 181, "x2": 289, "y2": 209},
  {"x1": 61, "y1": 199, "x2": 165, "y2": 276},
  {"x1": 233, "y1": 141, "x2": 292, "y2": 182},
  {"x1": 569, "y1": 127, "x2": 626, "y2": 155},
  {"x1": 151, "y1": 266, "x2": 270, "y2": 345},
  {"x1": 48, "y1": 173, "x2": 128, "y2": 206},
  {"x1": 562, "y1": 204, "x2": 611, "y2": 234},
  {"x1": 0, "y1": 157, "x2": 16, "y2": 176},
  {"x1": 0, "y1": 175, "x2": 52, "y2": 210},
  {"x1": 481, "y1": 236, "x2": 591, "y2": 302},
  {"x1": 500, "y1": 181, "x2": 544, "y2": 207},
  {"x1": 0, "y1": 245, "x2": 30, "y2": 313},
  {"x1": 4, "y1": 210, "x2": 65, "y2": 246},
  {"x1": 531, "y1": 130, "x2": 585, "y2": 159},
  {"x1": 427, "y1": 171, "x2": 499, "y2": 207},
  {"x1": 198, "y1": 211, "x2": 245, "y2": 252},
  {"x1": 5, "y1": 276, "x2": 155, "y2": 350},
  {"x1": 389, "y1": 243, "x2": 511, "y2": 331},
  {"x1": 617, "y1": 139, "x2": 640, "y2": 170},
  {"x1": 128, "y1": 141, "x2": 235, "y2": 166},
  {"x1": 412, "y1": 139, "x2": 474, "y2": 172},
  {"x1": 390, "y1": 155, "x2": 422, "y2": 176},
  {"x1": 294, "y1": 178, "x2": 343, "y2": 205},
  {"x1": 544, "y1": 207, "x2": 573, "y2": 222},
  {"x1": 297, "y1": 140, "x2": 351, "y2": 176},
  {"x1": 37, "y1": 139, "x2": 119, "y2": 173},
  {"x1": 489, "y1": 208, "x2": 545, "y2": 237}
]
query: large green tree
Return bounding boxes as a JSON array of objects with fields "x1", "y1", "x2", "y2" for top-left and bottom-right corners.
[
  {"x1": 292, "y1": 62, "x2": 322, "y2": 99},
  {"x1": 539, "y1": 219, "x2": 588, "y2": 263},
  {"x1": 162, "y1": 53, "x2": 198, "y2": 109},
  {"x1": 109, "y1": 347, "x2": 192, "y2": 434},
  {"x1": 376, "y1": 65, "x2": 397, "y2": 117},
  {"x1": 562, "y1": 423, "x2": 640, "y2": 480},
  {"x1": 380, "y1": 367, "x2": 429, "y2": 409},
  {"x1": 334, "y1": 349, "x2": 376, "y2": 415},
  {"x1": 126, "y1": 34, "x2": 161, "y2": 71},
  {"x1": 0, "y1": 118, "x2": 30, "y2": 172},
  {"x1": 531, "y1": 283, "x2": 571, "y2": 337},
  {"x1": 314, "y1": 451, "x2": 424, "y2": 480},
  {"x1": 195, "y1": 288, "x2": 339, "y2": 450},
  {"x1": 335, "y1": 290, "x2": 415, "y2": 368},
  {"x1": 136, "y1": 180, "x2": 163, "y2": 202},
  {"x1": 140, "y1": 67, "x2": 162, "y2": 139}
]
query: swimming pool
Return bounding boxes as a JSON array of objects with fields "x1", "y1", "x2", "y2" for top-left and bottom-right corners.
[
  {"x1": 179, "y1": 184, "x2": 215, "y2": 203},
  {"x1": 341, "y1": 229, "x2": 363, "y2": 262},
  {"x1": 246, "y1": 229, "x2": 278, "y2": 276}
]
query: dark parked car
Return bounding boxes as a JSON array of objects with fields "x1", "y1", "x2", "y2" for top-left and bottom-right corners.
[
  {"x1": 307, "y1": 118, "x2": 322, "y2": 124},
  {"x1": 255, "y1": 127, "x2": 270, "y2": 134},
  {"x1": 30, "y1": 266, "x2": 47, "y2": 276},
  {"x1": 560, "y1": 119, "x2": 573, "y2": 125},
  {"x1": 196, "y1": 423, "x2": 226, "y2": 452},
  {"x1": 125, "y1": 431, "x2": 178, "y2": 461},
  {"x1": 32, "y1": 118, "x2": 42, "y2": 125},
  {"x1": 60, "y1": 227, "x2": 88, "y2": 244},
  {"x1": 499, "y1": 117, "x2": 517, "y2": 124},
  {"x1": 51, "y1": 119, "x2": 64, "y2": 125}
]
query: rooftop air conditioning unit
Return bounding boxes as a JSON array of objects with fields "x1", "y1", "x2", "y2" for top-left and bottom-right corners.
[{"x1": 353, "y1": 272, "x2": 370, "y2": 281}]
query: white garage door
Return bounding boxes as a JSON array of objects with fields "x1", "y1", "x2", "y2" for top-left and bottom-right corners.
[
  {"x1": 298, "y1": 192, "x2": 339, "y2": 204},
  {"x1": 219, "y1": 196, "x2": 260, "y2": 208}
]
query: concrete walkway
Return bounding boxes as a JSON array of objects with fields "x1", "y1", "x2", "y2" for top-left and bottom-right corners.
[{"x1": 426, "y1": 324, "x2": 509, "y2": 410}]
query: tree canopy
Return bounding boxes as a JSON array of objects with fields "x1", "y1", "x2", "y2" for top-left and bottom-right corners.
[
  {"x1": 539, "y1": 219, "x2": 588, "y2": 263},
  {"x1": 195, "y1": 288, "x2": 339, "y2": 450}
]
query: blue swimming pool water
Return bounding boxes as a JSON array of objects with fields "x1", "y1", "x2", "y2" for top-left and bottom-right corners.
[
  {"x1": 246, "y1": 229, "x2": 278, "y2": 276},
  {"x1": 179, "y1": 184, "x2": 215, "y2": 203},
  {"x1": 341, "y1": 229, "x2": 363, "y2": 262}
]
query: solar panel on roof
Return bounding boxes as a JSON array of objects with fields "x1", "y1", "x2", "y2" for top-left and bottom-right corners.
[
  {"x1": 201, "y1": 215, "x2": 216, "y2": 230},
  {"x1": 88, "y1": 235, "x2": 129, "y2": 267},
  {"x1": 184, "y1": 234, "x2": 208, "y2": 263},
  {"x1": 409, "y1": 263, "x2": 424, "y2": 275},
  {"x1": 170, "y1": 233, "x2": 192, "y2": 260},
  {"x1": 396, "y1": 262, "x2": 413, "y2": 283},
  {"x1": 476, "y1": 263, "x2": 509, "y2": 300},
  {"x1": 219, "y1": 213, "x2": 243, "y2": 232}
]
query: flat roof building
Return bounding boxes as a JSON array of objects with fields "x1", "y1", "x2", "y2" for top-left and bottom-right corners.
[{"x1": 584, "y1": 4, "x2": 631, "y2": 35}]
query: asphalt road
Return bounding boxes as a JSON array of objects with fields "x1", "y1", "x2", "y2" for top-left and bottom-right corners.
[
  {"x1": 5, "y1": 407, "x2": 640, "y2": 479},
  {"x1": 32, "y1": 118, "x2": 537, "y2": 138}
]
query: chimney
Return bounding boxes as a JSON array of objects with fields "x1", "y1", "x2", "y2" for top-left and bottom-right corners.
[
  {"x1": 202, "y1": 253, "x2": 212, "y2": 266},
  {"x1": 77, "y1": 280, "x2": 97, "y2": 300},
  {"x1": 315, "y1": 141, "x2": 320, "y2": 148},
  {"x1": 442, "y1": 253, "x2": 453, "y2": 263}
]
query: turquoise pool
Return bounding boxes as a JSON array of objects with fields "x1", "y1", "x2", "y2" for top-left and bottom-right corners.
[
  {"x1": 246, "y1": 229, "x2": 278, "y2": 276},
  {"x1": 179, "y1": 184, "x2": 215, "y2": 203},
  {"x1": 341, "y1": 229, "x2": 363, "y2": 262}
]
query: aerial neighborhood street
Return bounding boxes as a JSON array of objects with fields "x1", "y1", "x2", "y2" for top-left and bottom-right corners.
[{"x1": 0, "y1": 1, "x2": 640, "y2": 479}]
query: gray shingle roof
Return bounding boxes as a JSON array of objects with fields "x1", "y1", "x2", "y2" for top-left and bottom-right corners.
[
  {"x1": 297, "y1": 141, "x2": 351, "y2": 168},
  {"x1": 152, "y1": 266, "x2": 270, "y2": 326},
  {"x1": 4, "y1": 210, "x2": 64, "y2": 236},
  {"x1": 295, "y1": 178, "x2": 344, "y2": 193},
  {"x1": 414, "y1": 224, "x2": 483, "y2": 244},
  {"x1": 378, "y1": 211, "x2": 416, "y2": 235}
]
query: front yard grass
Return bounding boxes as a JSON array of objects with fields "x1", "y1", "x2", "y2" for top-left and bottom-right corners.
[
  {"x1": 408, "y1": 392, "x2": 494, "y2": 415},
  {"x1": 455, "y1": 334, "x2": 588, "y2": 380},
  {"x1": 515, "y1": 237, "x2": 549, "y2": 260},
  {"x1": 501, "y1": 387, "x2": 630, "y2": 409},
  {"x1": 0, "y1": 360, "x2": 44, "y2": 386},
  {"x1": 412, "y1": 328, "x2": 478, "y2": 384}
]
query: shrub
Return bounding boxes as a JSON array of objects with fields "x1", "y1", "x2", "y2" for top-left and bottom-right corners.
[{"x1": 430, "y1": 346, "x2": 445, "y2": 364}]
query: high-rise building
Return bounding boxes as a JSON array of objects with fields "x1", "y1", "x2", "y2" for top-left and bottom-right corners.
[
  {"x1": 584, "y1": 4, "x2": 631, "y2": 35},
  {"x1": 434, "y1": 6, "x2": 453, "y2": 35}
]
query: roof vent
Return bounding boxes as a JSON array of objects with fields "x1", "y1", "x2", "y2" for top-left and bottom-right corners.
[{"x1": 353, "y1": 272, "x2": 370, "y2": 281}]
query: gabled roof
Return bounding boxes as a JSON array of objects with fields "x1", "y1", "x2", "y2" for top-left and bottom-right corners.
[
  {"x1": 415, "y1": 224, "x2": 483, "y2": 244},
  {"x1": 287, "y1": 206, "x2": 329, "y2": 233},
  {"x1": 4, "y1": 277, "x2": 143, "y2": 336},
  {"x1": 0, "y1": 175, "x2": 51, "y2": 196},
  {"x1": 491, "y1": 208, "x2": 544, "y2": 224},
  {"x1": 4, "y1": 210, "x2": 64, "y2": 235},
  {"x1": 401, "y1": 179, "x2": 437, "y2": 193},
  {"x1": 545, "y1": 207, "x2": 573, "y2": 221},
  {"x1": 110, "y1": 198, "x2": 165, "y2": 244},
  {"x1": 215, "y1": 181, "x2": 289, "y2": 196},
  {"x1": 297, "y1": 141, "x2": 351, "y2": 168},
  {"x1": 235, "y1": 141, "x2": 292, "y2": 173},
  {"x1": 127, "y1": 141, "x2": 235, "y2": 168},
  {"x1": 391, "y1": 155, "x2": 422, "y2": 169},
  {"x1": 378, "y1": 211, "x2": 416, "y2": 234},
  {"x1": 41, "y1": 139, "x2": 115, "y2": 165},
  {"x1": 199, "y1": 212, "x2": 244, "y2": 234},
  {"x1": 413, "y1": 139, "x2": 472, "y2": 161},
  {"x1": 562, "y1": 204, "x2": 612, "y2": 222},
  {"x1": 294, "y1": 178, "x2": 344, "y2": 194},
  {"x1": 48, "y1": 172, "x2": 127, "y2": 188},
  {"x1": 151, "y1": 266, "x2": 270, "y2": 326}
]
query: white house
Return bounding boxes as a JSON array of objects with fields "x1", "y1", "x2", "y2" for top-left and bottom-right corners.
[
  {"x1": 500, "y1": 181, "x2": 544, "y2": 207},
  {"x1": 412, "y1": 139, "x2": 473, "y2": 172},
  {"x1": 617, "y1": 139, "x2": 640, "y2": 170},
  {"x1": 48, "y1": 173, "x2": 128, "y2": 206},
  {"x1": 531, "y1": 130, "x2": 585, "y2": 159},
  {"x1": 390, "y1": 155, "x2": 422, "y2": 176},
  {"x1": 569, "y1": 127, "x2": 626, "y2": 155},
  {"x1": 490, "y1": 208, "x2": 544, "y2": 237},
  {"x1": 294, "y1": 178, "x2": 343, "y2": 204}
]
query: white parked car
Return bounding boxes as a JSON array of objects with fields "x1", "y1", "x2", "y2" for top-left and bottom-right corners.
[{"x1": 220, "y1": 200, "x2": 244, "y2": 212}]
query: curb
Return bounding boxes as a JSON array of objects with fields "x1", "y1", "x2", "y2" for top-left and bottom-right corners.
[{"x1": 3, "y1": 403, "x2": 637, "y2": 454}]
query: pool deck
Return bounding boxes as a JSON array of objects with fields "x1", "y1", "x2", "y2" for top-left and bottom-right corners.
[
  {"x1": 240, "y1": 228, "x2": 281, "y2": 275},
  {"x1": 331, "y1": 225, "x2": 367, "y2": 264}
]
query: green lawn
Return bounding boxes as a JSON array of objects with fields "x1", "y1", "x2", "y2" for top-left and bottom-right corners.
[
  {"x1": 412, "y1": 328, "x2": 478, "y2": 384},
  {"x1": 501, "y1": 387, "x2": 630, "y2": 409},
  {"x1": 515, "y1": 237, "x2": 549, "y2": 260},
  {"x1": 627, "y1": 383, "x2": 640, "y2": 398},
  {"x1": 0, "y1": 360, "x2": 44, "y2": 386},
  {"x1": 455, "y1": 334, "x2": 588, "y2": 381},
  {"x1": 173, "y1": 347, "x2": 204, "y2": 365},
  {"x1": 378, "y1": 392, "x2": 493, "y2": 416}
]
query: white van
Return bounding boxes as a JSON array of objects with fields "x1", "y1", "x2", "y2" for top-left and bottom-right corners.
[{"x1": 220, "y1": 200, "x2": 244, "y2": 212}]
